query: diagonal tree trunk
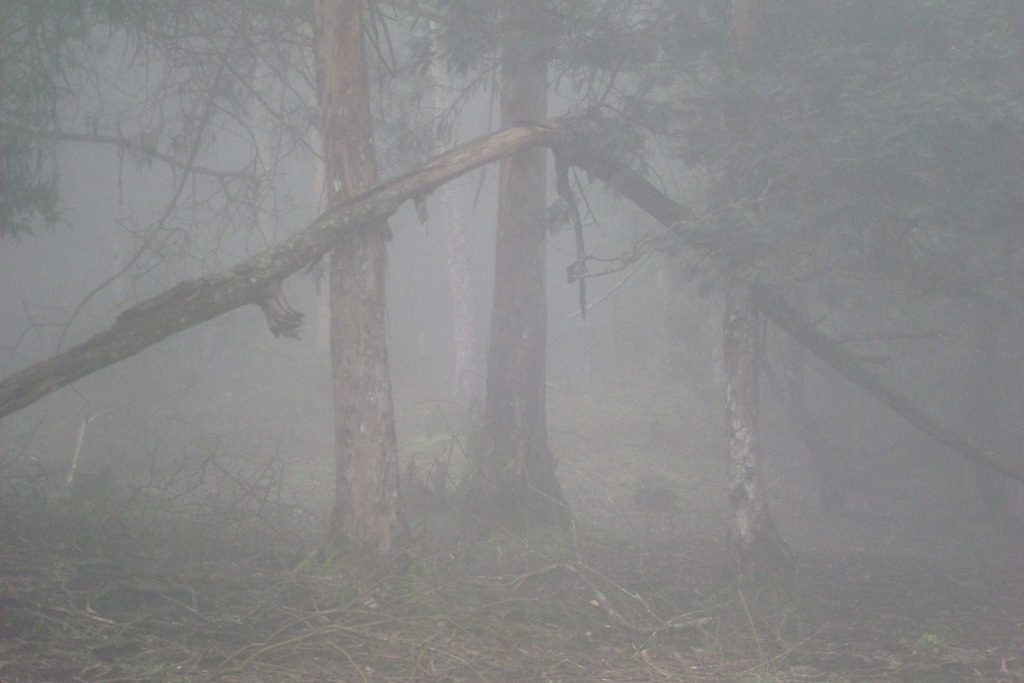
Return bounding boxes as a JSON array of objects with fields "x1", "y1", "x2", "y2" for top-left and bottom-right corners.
[
  {"x1": 563, "y1": 127, "x2": 1023, "y2": 484},
  {"x1": 428, "y1": 30, "x2": 482, "y2": 409},
  {"x1": 748, "y1": 285, "x2": 1024, "y2": 484},
  {"x1": 718, "y1": 0, "x2": 791, "y2": 575},
  {"x1": 462, "y1": 1, "x2": 568, "y2": 529},
  {"x1": 314, "y1": 0, "x2": 397, "y2": 554},
  {"x1": 0, "y1": 122, "x2": 559, "y2": 422},
  {"x1": 776, "y1": 331, "x2": 847, "y2": 517},
  {"x1": 2, "y1": 115, "x2": 1020, "y2": 493}
]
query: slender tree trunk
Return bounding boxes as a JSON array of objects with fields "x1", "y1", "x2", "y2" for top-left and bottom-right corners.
[
  {"x1": 308, "y1": 89, "x2": 332, "y2": 354},
  {"x1": 314, "y1": 0, "x2": 397, "y2": 554},
  {"x1": 721, "y1": 0, "x2": 791, "y2": 575},
  {"x1": 724, "y1": 288, "x2": 791, "y2": 575},
  {"x1": 3, "y1": 116, "x2": 1021, "y2": 492},
  {"x1": 464, "y1": 1, "x2": 568, "y2": 528},
  {"x1": 428, "y1": 38, "x2": 481, "y2": 408},
  {"x1": 443, "y1": 189, "x2": 480, "y2": 406},
  {"x1": 0, "y1": 123, "x2": 559, "y2": 422}
]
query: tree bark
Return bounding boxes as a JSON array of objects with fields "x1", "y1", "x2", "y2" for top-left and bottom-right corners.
[
  {"x1": 717, "y1": 0, "x2": 792, "y2": 575},
  {"x1": 0, "y1": 123, "x2": 557, "y2": 422},
  {"x1": 463, "y1": 1, "x2": 568, "y2": 528},
  {"x1": 442, "y1": 182, "x2": 480, "y2": 406},
  {"x1": 723, "y1": 288, "x2": 792, "y2": 575},
  {"x1": 314, "y1": 0, "x2": 397, "y2": 554},
  {"x1": 723, "y1": 290, "x2": 763, "y2": 548},
  {"x1": 428, "y1": 34, "x2": 482, "y2": 407}
]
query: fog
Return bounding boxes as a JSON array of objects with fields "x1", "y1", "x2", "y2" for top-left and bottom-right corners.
[{"x1": 1, "y1": 2, "x2": 1022, "y2": 681}]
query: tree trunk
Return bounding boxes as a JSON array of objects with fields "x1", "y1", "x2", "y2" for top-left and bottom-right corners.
[
  {"x1": 2, "y1": 115, "x2": 1021, "y2": 493},
  {"x1": 463, "y1": 1, "x2": 568, "y2": 528},
  {"x1": 749, "y1": 285, "x2": 1024, "y2": 483},
  {"x1": 314, "y1": 0, "x2": 397, "y2": 554},
  {"x1": 443, "y1": 187, "x2": 480, "y2": 406},
  {"x1": 724, "y1": 288, "x2": 792, "y2": 576},
  {"x1": 0, "y1": 122, "x2": 558, "y2": 422},
  {"x1": 428, "y1": 36, "x2": 481, "y2": 408},
  {"x1": 720, "y1": 0, "x2": 791, "y2": 575}
]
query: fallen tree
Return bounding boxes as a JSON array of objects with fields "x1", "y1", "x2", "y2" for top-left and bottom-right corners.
[
  {"x1": 0, "y1": 121, "x2": 563, "y2": 420},
  {"x1": 1, "y1": 114, "x2": 1021, "y2": 485},
  {"x1": 750, "y1": 286, "x2": 1024, "y2": 484},
  {"x1": 556, "y1": 133, "x2": 1024, "y2": 485}
]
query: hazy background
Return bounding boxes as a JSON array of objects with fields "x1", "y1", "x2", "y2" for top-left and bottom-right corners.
[{"x1": 2, "y1": 2, "x2": 1022, "y2": 572}]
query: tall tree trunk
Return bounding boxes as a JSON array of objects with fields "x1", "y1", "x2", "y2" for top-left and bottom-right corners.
[
  {"x1": 463, "y1": 1, "x2": 568, "y2": 528},
  {"x1": 3, "y1": 117, "x2": 1021, "y2": 490},
  {"x1": 428, "y1": 36, "x2": 481, "y2": 408},
  {"x1": 722, "y1": 0, "x2": 791, "y2": 575},
  {"x1": 314, "y1": 0, "x2": 398, "y2": 554},
  {"x1": 443, "y1": 187, "x2": 480, "y2": 406}
]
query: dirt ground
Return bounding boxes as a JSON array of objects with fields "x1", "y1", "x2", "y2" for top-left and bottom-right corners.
[{"x1": 1, "y1": 380, "x2": 1022, "y2": 682}]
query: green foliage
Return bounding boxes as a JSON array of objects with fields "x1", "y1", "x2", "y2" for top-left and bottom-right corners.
[
  {"x1": 656, "y1": 0, "x2": 1023, "y2": 297},
  {"x1": 1, "y1": 1, "x2": 80, "y2": 235},
  {"x1": 0, "y1": 1, "x2": 155, "y2": 236},
  {"x1": 0, "y1": 0, "x2": 306, "y2": 238}
]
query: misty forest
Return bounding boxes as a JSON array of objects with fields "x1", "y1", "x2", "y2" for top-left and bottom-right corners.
[{"x1": 1, "y1": 1, "x2": 1023, "y2": 681}]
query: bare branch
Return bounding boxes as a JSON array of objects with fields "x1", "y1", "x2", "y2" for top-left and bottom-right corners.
[{"x1": 12, "y1": 127, "x2": 261, "y2": 181}]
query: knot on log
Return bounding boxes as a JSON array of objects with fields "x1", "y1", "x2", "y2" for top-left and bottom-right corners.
[{"x1": 256, "y1": 281, "x2": 303, "y2": 338}]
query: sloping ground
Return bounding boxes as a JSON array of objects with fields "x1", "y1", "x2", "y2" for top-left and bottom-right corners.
[{"x1": 0, "y1": 378, "x2": 1020, "y2": 682}]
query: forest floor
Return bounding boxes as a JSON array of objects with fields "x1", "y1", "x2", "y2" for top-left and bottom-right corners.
[{"x1": 1, "y1": 380, "x2": 1022, "y2": 682}]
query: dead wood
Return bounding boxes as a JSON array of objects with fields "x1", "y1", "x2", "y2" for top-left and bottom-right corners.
[
  {"x1": 557, "y1": 130, "x2": 1024, "y2": 485},
  {"x1": 1, "y1": 113, "x2": 1019, "y2": 488},
  {"x1": 0, "y1": 122, "x2": 563, "y2": 419}
]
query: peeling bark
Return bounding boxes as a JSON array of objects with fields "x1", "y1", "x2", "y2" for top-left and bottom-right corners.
[
  {"x1": 724, "y1": 289, "x2": 765, "y2": 544},
  {"x1": 719, "y1": 0, "x2": 795, "y2": 576},
  {"x1": 723, "y1": 288, "x2": 793, "y2": 575}
]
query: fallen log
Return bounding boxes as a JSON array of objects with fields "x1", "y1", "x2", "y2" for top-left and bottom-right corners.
[
  {"x1": 2, "y1": 114, "x2": 1020, "y2": 488},
  {"x1": 0, "y1": 122, "x2": 562, "y2": 419},
  {"x1": 750, "y1": 286, "x2": 1024, "y2": 484},
  {"x1": 559, "y1": 132, "x2": 1024, "y2": 484}
]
